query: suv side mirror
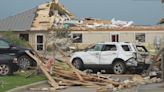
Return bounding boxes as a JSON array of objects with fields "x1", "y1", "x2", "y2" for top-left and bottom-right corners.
[{"x1": 10, "y1": 44, "x2": 16, "y2": 49}]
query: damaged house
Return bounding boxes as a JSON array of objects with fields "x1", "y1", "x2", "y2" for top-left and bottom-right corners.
[
  {"x1": 0, "y1": 0, "x2": 164, "y2": 51},
  {"x1": 0, "y1": 1, "x2": 74, "y2": 51}
]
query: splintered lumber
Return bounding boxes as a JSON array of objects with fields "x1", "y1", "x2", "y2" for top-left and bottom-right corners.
[
  {"x1": 53, "y1": 43, "x2": 84, "y2": 81},
  {"x1": 54, "y1": 60, "x2": 121, "y2": 86},
  {"x1": 25, "y1": 50, "x2": 59, "y2": 89},
  {"x1": 146, "y1": 48, "x2": 164, "y2": 75},
  {"x1": 29, "y1": 87, "x2": 56, "y2": 91},
  {"x1": 54, "y1": 77, "x2": 93, "y2": 86},
  {"x1": 54, "y1": 71, "x2": 78, "y2": 80}
]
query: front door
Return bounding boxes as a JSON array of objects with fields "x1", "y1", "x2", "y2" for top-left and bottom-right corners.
[
  {"x1": 100, "y1": 44, "x2": 118, "y2": 65},
  {"x1": 86, "y1": 44, "x2": 103, "y2": 64}
]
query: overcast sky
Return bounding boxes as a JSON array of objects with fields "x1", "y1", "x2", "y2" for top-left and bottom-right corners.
[{"x1": 0, "y1": 0, "x2": 163, "y2": 25}]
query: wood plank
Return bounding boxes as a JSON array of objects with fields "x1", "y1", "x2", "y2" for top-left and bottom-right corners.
[
  {"x1": 53, "y1": 43, "x2": 84, "y2": 81},
  {"x1": 25, "y1": 50, "x2": 59, "y2": 89}
]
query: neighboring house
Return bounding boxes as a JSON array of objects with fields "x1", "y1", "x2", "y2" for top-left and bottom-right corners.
[{"x1": 71, "y1": 27, "x2": 164, "y2": 50}]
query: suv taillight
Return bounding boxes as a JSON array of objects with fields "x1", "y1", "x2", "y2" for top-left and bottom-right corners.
[{"x1": 133, "y1": 52, "x2": 137, "y2": 59}]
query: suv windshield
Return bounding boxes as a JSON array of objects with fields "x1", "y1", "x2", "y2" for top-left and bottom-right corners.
[{"x1": 136, "y1": 45, "x2": 148, "y2": 52}]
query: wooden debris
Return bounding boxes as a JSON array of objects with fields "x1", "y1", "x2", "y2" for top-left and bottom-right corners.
[
  {"x1": 53, "y1": 43, "x2": 85, "y2": 81},
  {"x1": 25, "y1": 50, "x2": 59, "y2": 90},
  {"x1": 25, "y1": 44, "x2": 163, "y2": 92}
]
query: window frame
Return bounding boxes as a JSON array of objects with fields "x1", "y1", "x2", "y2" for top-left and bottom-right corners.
[
  {"x1": 135, "y1": 33, "x2": 146, "y2": 42},
  {"x1": 102, "y1": 44, "x2": 117, "y2": 51},
  {"x1": 72, "y1": 33, "x2": 83, "y2": 43},
  {"x1": 35, "y1": 34, "x2": 44, "y2": 51},
  {"x1": 19, "y1": 33, "x2": 29, "y2": 41},
  {"x1": 121, "y1": 45, "x2": 131, "y2": 51}
]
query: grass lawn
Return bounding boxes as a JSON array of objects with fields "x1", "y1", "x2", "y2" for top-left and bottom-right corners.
[{"x1": 0, "y1": 72, "x2": 46, "y2": 92}]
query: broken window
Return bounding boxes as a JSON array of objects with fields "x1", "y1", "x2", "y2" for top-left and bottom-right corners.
[
  {"x1": 72, "y1": 33, "x2": 82, "y2": 43},
  {"x1": 136, "y1": 46, "x2": 148, "y2": 52},
  {"x1": 135, "y1": 33, "x2": 145, "y2": 42},
  {"x1": 19, "y1": 34, "x2": 29, "y2": 41}
]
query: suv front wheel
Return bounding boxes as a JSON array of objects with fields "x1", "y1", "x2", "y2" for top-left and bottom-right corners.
[
  {"x1": 113, "y1": 61, "x2": 126, "y2": 74},
  {"x1": 0, "y1": 64, "x2": 12, "y2": 75},
  {"x1": 18, "y1": 55, "x2": 31, "y2": 69},
  {"x1": 72, "y1": 58, "x2": 84, "y2": 70}
]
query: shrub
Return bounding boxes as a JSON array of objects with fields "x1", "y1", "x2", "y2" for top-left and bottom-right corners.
[{"x1": 2, "y1": 31, "x2": 28, "y2": 47}]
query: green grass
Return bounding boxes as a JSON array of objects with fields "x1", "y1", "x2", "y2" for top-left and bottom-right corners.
[{"x1": 0, "y1": 73, "x2": 46, "y2": 92}]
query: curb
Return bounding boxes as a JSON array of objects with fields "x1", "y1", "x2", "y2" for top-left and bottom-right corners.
[{"x1": 6, "y1": 81, "x2": 47, "y2": 92}]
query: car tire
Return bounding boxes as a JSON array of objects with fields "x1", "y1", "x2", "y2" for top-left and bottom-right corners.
[
  {"x1": 0, "y1": 64, "x2": 12, "y2": 76},
  {"x1": 72, "y1": 58, "x2": 84, "y2": 70},
  {"x1": 18, "y1": 55, "x2": 31, "y2": 69},
  {"x1": 113, "y1": 61, "x2": 126, "y2": 74}
]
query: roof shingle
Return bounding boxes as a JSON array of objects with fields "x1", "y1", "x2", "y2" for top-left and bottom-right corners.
[{"x1": 0, "y1": 7, "x2": 37, "y2": 31}]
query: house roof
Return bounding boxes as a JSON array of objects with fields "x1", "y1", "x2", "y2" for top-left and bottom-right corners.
[
  {"x1": 0, "y1": 7, "x2": 37, "y2": 31},
  {"x1": 69, "y1": 25, "x2": 164, "y2": 31}
]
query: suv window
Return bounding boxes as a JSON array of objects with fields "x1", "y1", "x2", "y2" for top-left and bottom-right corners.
[
  {"x1": 136, "y1": 46, "x2": 148, "y2": 52},
  {"x1": 122, "y1": 45, "x2": 131, "y2": 51},
  {"x1": 103, "y1": 45, "x2": 117, "y2": 51},
  {"x1": 0, "y1": 40, "x2": 9, "y2": 48},
  {"x1": 89, "y1": 44, "x2": 103, "y2": 51}
]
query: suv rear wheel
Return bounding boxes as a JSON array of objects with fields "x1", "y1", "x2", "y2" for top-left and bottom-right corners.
[
  {"x1": 72, "y1": 58, "x2": 84, "y2": 70},
  {"x1": 18, "y1": 55, "x2": 31, "y2": 69},
  {"x1": 113, "y1": 61, "x2": 126, "y2": 74},
  {"x1": 0, "y1": 64, "x2": 12, "y2": 75}
]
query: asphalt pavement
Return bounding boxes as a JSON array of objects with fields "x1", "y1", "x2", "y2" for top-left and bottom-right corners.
[{"x1": 8, "y1": 74, "x2": 164, "y2": 92}]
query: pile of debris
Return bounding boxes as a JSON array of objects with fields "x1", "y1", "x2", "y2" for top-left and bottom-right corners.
[
  {"x1": 24, "y1": 45, "x2": 162, "y2": 92},
  {"x1": 31, "y1": 1, "x2": 74, "y2": 30}
]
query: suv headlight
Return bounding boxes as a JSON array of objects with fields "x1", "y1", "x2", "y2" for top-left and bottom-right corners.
[{"x1": 13, "y1": 58, "x2": 18, "y2": 64}]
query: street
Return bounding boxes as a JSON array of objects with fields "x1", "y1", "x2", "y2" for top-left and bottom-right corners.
[{"x1": 12, "y1": 74, "x2": 164, "y2": 92}]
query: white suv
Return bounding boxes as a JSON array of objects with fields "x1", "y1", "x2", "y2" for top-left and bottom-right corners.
[{"x1": 70, "y1": 42, "x2": 151, "y2": 74}]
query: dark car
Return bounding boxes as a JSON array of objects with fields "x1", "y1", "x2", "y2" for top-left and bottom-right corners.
[
  {"x1": 0, "y1": 55, "x2": 19, "y2": 75},
  {"x1": 0, "y1": 38, "x2": 36, "y2": 69}
]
